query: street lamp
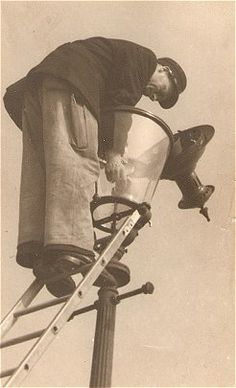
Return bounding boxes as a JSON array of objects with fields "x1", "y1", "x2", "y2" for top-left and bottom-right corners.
[{"x1": 82, "y1": 106, "x2": 215, "y2": 387}]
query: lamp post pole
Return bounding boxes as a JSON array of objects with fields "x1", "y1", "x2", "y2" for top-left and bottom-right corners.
[
  {"x1": 70, "y1": 279, "x2": 154, "y2": 387},
  {"x1": 89, "y1": 281, "x2": 154, "y2": 388},
  {"x1": 89, "y1": 286, "x2": 118, "y2": 388}
]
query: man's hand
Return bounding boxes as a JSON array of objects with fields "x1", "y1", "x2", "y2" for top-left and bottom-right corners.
[{"x1": 105, "y1": 150, "x2": 128, "y2": 183}]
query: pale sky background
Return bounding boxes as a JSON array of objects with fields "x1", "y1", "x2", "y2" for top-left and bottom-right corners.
[{"x1": 1, "y1": 1, "x2": 235, "y2": 387}]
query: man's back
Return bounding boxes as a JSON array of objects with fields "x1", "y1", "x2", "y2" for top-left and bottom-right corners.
[{"x1": 4, "y1": 37, "x2": 157, "y2": 129}]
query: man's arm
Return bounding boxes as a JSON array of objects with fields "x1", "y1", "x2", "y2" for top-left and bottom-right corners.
[
  {"x1": 101, "y1": 108, "x2": 131, "y2": 183},
  {"x1": 101, "y1": 41, "x2": 157, "y2": 182}
]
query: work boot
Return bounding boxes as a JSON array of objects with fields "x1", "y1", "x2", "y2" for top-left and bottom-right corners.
[
  {"x1": 46, "y1": 277, "x2": 76, "y2": 298},
  {"x1": 33, "y1": 253, "x2": 90, "y2": 297},
  {"x1": 16, "y1": 244, "x2": 76, "y2": 298},
  {"x1": 33, "y1": 252, "x2": 116, "y2": 297},
  {"x1": 79, "y1": 260, "x2": 130, "y2": 288},
  {"x1": 16, "y1": 241, "x2": 43, "y2": 268}
]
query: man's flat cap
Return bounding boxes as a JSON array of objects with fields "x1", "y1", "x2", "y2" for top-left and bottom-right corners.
[{"x1": 157, "y1": 57, "x2": 187, "y2": 109}]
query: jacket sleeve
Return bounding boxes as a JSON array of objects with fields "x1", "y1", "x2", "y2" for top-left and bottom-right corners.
[{"x1": 100, "y1": 42, "x2": 157, "y2": 150}]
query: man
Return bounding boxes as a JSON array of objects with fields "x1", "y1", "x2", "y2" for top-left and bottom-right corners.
[{"x1": 4, "y1": 37, "x2": 187, "y2": 297}]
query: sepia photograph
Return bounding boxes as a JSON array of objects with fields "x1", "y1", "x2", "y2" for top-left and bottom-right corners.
[{"x1": 1, "y1": 1, "x2": 235, "y2": 387}]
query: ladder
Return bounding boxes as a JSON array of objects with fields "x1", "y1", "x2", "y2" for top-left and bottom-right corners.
[{"x1": 0, "y1": 209, "x2": 141, "y2": 387}]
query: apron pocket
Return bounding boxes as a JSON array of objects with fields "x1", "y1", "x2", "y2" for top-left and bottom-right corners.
[{"x1": 70, "y1": 94, "x2": 88, "y2": 150}]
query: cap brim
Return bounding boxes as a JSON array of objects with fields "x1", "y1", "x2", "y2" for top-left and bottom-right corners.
[{"x1": 159, "y1": 86, "x2": 179, "y2": 109}]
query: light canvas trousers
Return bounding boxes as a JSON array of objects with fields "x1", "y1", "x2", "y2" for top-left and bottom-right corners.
[{"x1": 18, "y1": 76, "x2": 100, "y2": 260}]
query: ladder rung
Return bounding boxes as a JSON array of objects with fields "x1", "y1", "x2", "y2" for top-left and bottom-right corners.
[
  {"x1": 0, "y1": 368, "x2": 16, "y2": 379},
  {"x1": 0, "y1": 279, "x2": 44, "y2": 339},
  {"x1": 14, "y1": 295, "x2": 70, "y2": 317},
  {"x1": 0, "y1": 330, "x2": 44, "y2": 349}
]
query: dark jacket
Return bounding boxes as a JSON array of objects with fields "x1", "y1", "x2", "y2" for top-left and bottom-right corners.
[{"x1": 3, "y1": 37, "x2": 157, "y2": 144}]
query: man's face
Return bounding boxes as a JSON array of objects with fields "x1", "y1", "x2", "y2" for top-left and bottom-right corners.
[{"x1": 144, "y1": 64, "x2": 174, "y2": 103}]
